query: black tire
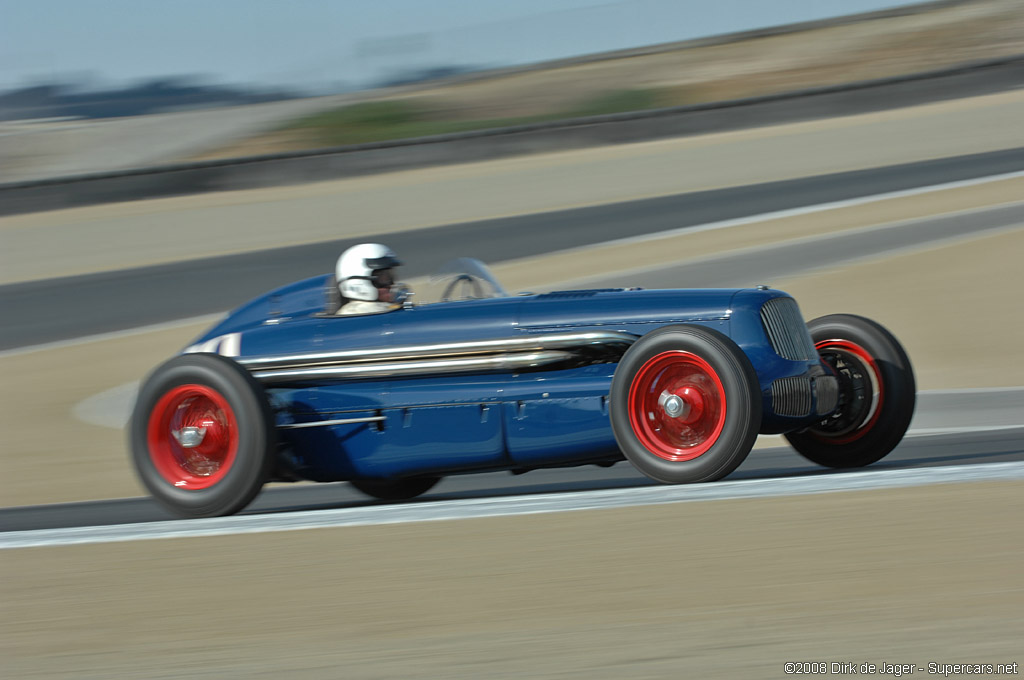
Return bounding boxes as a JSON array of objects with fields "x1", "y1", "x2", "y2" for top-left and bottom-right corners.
[
  {"x1": 129, "y1": 353, "x2": 275, "y2": 518},
  {"x1": 350, "y1": 477, "x2": 440, "y2": 501},
  {"x1": 610, "y1": 325, "x2": 761, "y2": 484},
  {"x1": 785, "y1": 314, "x2": 915, "y2": 468}
]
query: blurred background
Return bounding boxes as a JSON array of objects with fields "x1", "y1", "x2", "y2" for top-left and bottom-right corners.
[
  {"x1": 3, "y1": 1, "x2": 1023, "y2": 678},
  {"x1": 3, "y1": 0, "x2": 1022, "y2": 181}
]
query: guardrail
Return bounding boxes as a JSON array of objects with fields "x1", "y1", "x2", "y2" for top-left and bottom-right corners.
[{"x1": 0, "y1": 53, "x2": 1021, "y2": 217}]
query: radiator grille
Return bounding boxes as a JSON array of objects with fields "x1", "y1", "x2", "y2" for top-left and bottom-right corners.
[
  {"x1": 815, "y1": 375, "x2": 840, "y2": 415},
  {"x1": 760, "y1": 297, "x2": 818, "y2": 361},
  {"x1": 771, "y1": 377, "x2": 813, "y2": 417}
]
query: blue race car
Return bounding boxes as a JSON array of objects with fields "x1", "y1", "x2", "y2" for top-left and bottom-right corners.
[{"x1": 129, "y1": 258, "x2": 915, "y2": 518}]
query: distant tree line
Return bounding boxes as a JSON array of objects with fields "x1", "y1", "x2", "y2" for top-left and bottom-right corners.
[
  {"x1": 376, "y1": 65, "x2": 479, "y2": 88},
  {"x1": 0, "y1": 77, "x2": 300, "y2": 121}
]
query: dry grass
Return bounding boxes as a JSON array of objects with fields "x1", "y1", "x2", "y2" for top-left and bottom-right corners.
[
  {"x1": 404, "y1": 0, "x2": 1024, "y2": 117},
  {"x1": 195, "y1": 0, "x2": 1024, "y2": 159}
]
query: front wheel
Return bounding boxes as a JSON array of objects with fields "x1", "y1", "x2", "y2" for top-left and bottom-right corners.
[
  {"x1": 785, "y1": 314, "x2": 915, "y2": 468},
  {"x1": 610, "y1": 325, "x2": 761, "y2": 484},
  {"x1": 129, "y1": 353, "x2": 275, "y2": 518}
]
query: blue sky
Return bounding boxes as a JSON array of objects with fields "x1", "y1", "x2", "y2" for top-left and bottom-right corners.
[{"x1": 2, "y1": 0, "x2": 915, "y2": 92}]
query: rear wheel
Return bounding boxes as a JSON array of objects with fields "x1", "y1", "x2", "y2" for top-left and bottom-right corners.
[
  {"x1": 785, "y1": 314, "x2": 915, "y2": 468},
  {"x1": 610, "y1": 325, "x2": 761, "y2": 484},
  {"x1": 350, "y1": 477, "x2": 440, "y2": 501},
  {"x1": 130, "y1": 353, "x2": 275, "y2": 518}
]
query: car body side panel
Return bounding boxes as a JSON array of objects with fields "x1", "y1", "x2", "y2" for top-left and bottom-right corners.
[
  {"x1": 188, "y1": 278, "x2": 834, "y2": 481},
  {"x1": 270, "y1": 381, "x2": 388, "y2": 482},
  {"x1": 274, "y1": 367, "x2": 622, "y2": 481},
  {"x1": 375, "y1": 373, "x2": 509, "y2": 477},
  {"x1": 504, "y1": 364, "x2": 622, "y2": 468},
  {"x1": 371, "y1": 403, "x2": 505, "y2": 477}
]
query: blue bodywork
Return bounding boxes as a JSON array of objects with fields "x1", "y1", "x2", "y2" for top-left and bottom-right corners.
[{"x1": 186, "y1": 269, "x2": 831, "y2": 483}]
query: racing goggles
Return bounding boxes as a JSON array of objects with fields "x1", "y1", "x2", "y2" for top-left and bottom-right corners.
[
  {"x1": 364, "y1": 255, "x2": 402, "y2": 271},
  {"x1": 370, "y1": 268, "x2": 397, "y2": 288}
]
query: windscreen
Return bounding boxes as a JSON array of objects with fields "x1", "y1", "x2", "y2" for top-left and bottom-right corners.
[{"x1": 417, "y1": 257, "x2": 510, "y2": 304}]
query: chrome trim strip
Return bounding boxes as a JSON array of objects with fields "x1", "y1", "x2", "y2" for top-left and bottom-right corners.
[
  {"x1": 280, "y1": 416, "x2": 385, "y2": 429},
  {"x1": 239, "y1": 331, "x2": 635, "y2": 371},
  {"x1": 253, "y1": 350, "x2": 573, "y2": 383}
]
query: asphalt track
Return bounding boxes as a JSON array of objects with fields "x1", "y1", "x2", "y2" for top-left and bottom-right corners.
[
  {"x1": 569, "y1": 200, "x2": 1024, "y2": 289},
  {"x1": 3, "y1": 145, "x2": 1024, "y2": 350},
  {"x1": 4, "y1": 220, "x2": 1024, "y2": 533},
  {"x1": 3, "y1": 425, "x2": 1021, "y2": 534},
  {"x1": 3, "y1": 151, "x2": 1022, "y2": 539}
]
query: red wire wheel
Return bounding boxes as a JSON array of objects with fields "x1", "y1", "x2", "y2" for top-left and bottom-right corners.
[
  {"x1": 627, "y1": 351, "x2": 727, "y2": 461},
  {"x1": 146, "y1": 384, "x2": 239, "y2": 490},
  {"x1": 130, "y1": 353, "x2": 275, "y2": 518},
  {"x1": 785, "y1": 314, "x2": 915, "y2": 469},
  {"x1": 610, "y1": 325, "x2": 760, "y2": 485}
]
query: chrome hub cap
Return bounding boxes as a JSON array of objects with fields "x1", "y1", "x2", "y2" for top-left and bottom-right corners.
[{"x1": 171, "y1": 425, "x2": 208, "y2": 449}]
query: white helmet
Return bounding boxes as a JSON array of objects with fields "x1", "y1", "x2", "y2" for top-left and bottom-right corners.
[{"x1": 336, "y1": 243, "x2": 402, "y2": 302}]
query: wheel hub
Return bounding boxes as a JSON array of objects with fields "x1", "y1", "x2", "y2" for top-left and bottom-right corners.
[
  {"x1": 661, "y1": 393, "x2": 685, "y2": 418},
  {"x1": 171, "y1": 425, "x2": 208, "y2": 449},
  {"x1": 659, "y1": 387, "x2": 704, "y2": 423}
]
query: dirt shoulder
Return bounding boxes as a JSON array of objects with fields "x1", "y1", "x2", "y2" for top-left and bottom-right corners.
[{"x1": 4, "y1": 480, "x2": 1021, "y2": 679}]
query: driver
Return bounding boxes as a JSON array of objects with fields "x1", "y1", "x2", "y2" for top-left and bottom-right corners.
[{"x1": 335, "y1": 243, "x2": 402, "y2": 315}]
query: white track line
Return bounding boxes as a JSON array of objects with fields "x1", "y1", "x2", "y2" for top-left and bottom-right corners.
[
  {"x1": 908, "y1": 425, "x2": 1024, "y2": 436},
  {"x1": 555, "y1": 199, "x2": 1024, "y2": 290},
  {"x1": 4, "y1": 171, "x2": 1023, "y2": 359},
  {"x1": 918, "y1": 386, "x2": 1024, "y2": 394},
  {"x1": 579, "y1": 170, "x2": 1024, "y2": 250},
  {"x1": 4, "y1": 461, "x2": 1023, "y2": 550}
]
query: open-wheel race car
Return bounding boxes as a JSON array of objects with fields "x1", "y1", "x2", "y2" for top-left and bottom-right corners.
[{"x1": 129, "y1": 258, "x2": 915, "y2": 518}]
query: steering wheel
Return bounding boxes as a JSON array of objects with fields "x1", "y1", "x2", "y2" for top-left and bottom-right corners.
[{"x1": 441, "y1": 274, "x2": 485, "y2": 302}]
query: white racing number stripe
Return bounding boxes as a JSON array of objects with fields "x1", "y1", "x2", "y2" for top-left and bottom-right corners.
[
  {"x1": 3, "y1": 461, "x2": 1023, "y2": 550},
  {"x1": 183, "y1": 331, "x2": 241, "y2": 357}
]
